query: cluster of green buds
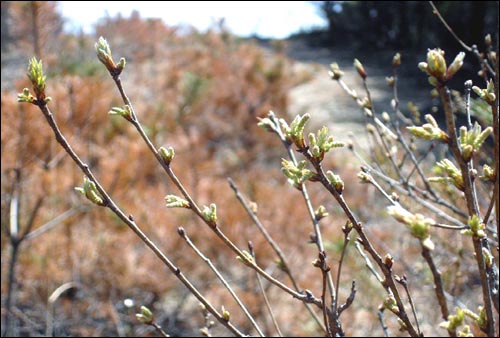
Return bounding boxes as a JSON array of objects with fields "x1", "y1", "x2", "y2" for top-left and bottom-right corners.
[
  {"x1": 308, "y1": 127, "x2": 344, "y2": 161},
  {"x1": 459, "y1": 122, "x2": 493, "y2": 161},
  {"x1": 165, "y1": 194, "x2": 190, "y2": 208},
  {"x1": 314, "y1": 205, "x2": 329, "y2": 221},
  {"x1": 429, "y1": 159, "x2": 464, "y2": 191},
  {"x1": 75, "y1": 176, "x2": 106, "y2": 206},
  {"x1": 473, "y1": 79, "x2": 496, "y2": 105},
  {"x1": 236, "y1": 250, "x2": 255, "y2": 267},
  {"x1": 257, "y1": 114, "x2": 279, "y2": 134},
  {"x1": 282, "y1": 114, "x2": 310, "y2": 149},
  {"x1": 95, "y1": 36, "x2": 126, "y2": 75},
  {"x1": 17, "y1": 58, "x2": 51, "y2": 104},
  {"x1": 202, "y1": 203, "x2": 217, "y2": 226},
  {"x1": 387, "y1": 205, "x2": 435, "y2": 250},
  {"x1": 440, "y1": 307, "x2": 486, "y2": 333},
  {"x1": 380, "y1": 295, "x2": 399, "y2": 315},
  {"x1": 135, "y1": 306, "x2": 154, "y2": 325},
  {"x1": 407, "y1": 114, "x2": 449, "y2": 142},
  {"x1": 281, "y1": 159, "x2": 316, "y2": 190},
  {"x1": 418, "y1": 48, "x2": 465, "y2": 85},
  {"x1": 108, "y1": 105, "x2": 134, "y2": 122},
  {"x1": 480, "y1": 164, "x2": 495, "y2": 182},
  {"x1": 461, "y1": 214, "x2": 486, "y2": 238},
  {"x1": 326, "y1": 170, "x2": 344, "y2": 194},
  {"x1": 159, "y1": 146, "x2": 175, "y2": 165}
]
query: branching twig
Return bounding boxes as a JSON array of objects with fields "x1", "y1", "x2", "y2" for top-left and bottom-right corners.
[
  {"x1": 33, "y1": 101, "x2": 247, "y2": 337},
  {"x1": 177, "y1": 227, "x2": 265, "y2": 337},
  {"x1": 228, "y1": 178, "x2": 325, "y2": 332}
]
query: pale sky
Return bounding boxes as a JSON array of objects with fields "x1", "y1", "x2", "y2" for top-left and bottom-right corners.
[{"x1": 58, "y1": 1, "x2": 326, "y2": 39}]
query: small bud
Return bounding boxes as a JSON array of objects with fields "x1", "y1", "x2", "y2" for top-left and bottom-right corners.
[
  {"x1": 202, "y1": 203, "x2": 218, "y2": 226},
  {"x1": 482, "y1": 248, "x2": 493, "y2": 269},
  {"x1": 221, "y1": 306, "x2": 230, "y2": 321},
  {"x1": 391, "y1": 192, "x2": 399, "y2": 202},
  {"x1": 418, "y1": 62, "x2": 428, "y2": 73},
  {"x1": 108, "y1": 105, "x2": 133, "y2": 121},
  {"x1": 257, "y1": 117, "x2": 277, "y2": 133},
  {"x1": 342, "y1": 221, "x2": 353, "y2": 233},
  {"x1": 177, "y1": 226, "x2": 185, "y2": 236},
  {"x1": 392, "y1": 53, "x2": 401, "y2": 68},
  {"x1": 236, "y1": 250, "x2": 254, "y2": 266},
  {"x1": 136, "y1": 306, "x2": 154, "y2": 324},
  {"x1": 75, "y1": 176, "x2": 105, "y2": 206},
  {"x1": 17, "y1": 87, "x2": 35, "y2": 104},
  {"x1": 382, "y1": 295, "x2": 399, "y2": 314},
  {"x1": 249, "y1": 201, "x2": 258, "y2": 214},
  {"x1": 485, "y1": 34, "x2": 492, "y2": 47},
  {"x1": 159, "y1": 146, "x2": 175, "y2": 165},
  {"x1": 326, "y1": 170, "x2": 344, "y2": 194},
  {"x1": 426, "y1": 48, "x2": 447, "y2": 81},
  {"x1": 117, "y1": 57, "x2": 126, "y2": 71},
  {"x1": 357, "y1": 171, "x2": 372, "y2": 183},
  {"x1": 27, "y1": 57, "x2": 47, "y2": 101},
  {"x1": 315, "y1": 205, "x2": 329, "y2": 221},
  {"x1": 382, "y1": 112, "x2": 390, "y2": 122},
  {"x1": 462, "y1": 214, "x2": 486, "y2": 238},
  {"x1": 386, "y1": 76, "x2": 395, "y2": 87},
  {"x1": 428, "y1": 76, "x2": 439, "y2": 87},
  {"x1": 480, "y1": 164, "x2": 495, "y2": 182},
  {"x1": 165, "y1": 195, "x2": 190, "y2": 208},
  {"x1": 354, "y1": 59, "x2": 367, "y2": 79},
  {"x1": 95, "y1": 37, "x2": 117, "y2": 73},
  {"x1": 329, "y1": 62, "x2": 344, "y2": 80},
  {"x1": 384, "y1": 253, "x2": 394, "y2": 269},
  {"x1": 446, "y1": 52, "x2": 465, "y2": 79},
  {"x1": 288, "y1": 114, "x2": 310, "y2": 149}
]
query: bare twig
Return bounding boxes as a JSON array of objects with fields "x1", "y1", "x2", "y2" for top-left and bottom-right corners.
[
  {"x1": 178, "y1": 227, "x2": 265, "y2": 337},
  {"x1": 248, "y1": 242, "x2": 283, "y2": 337},
  {"x1": 228, "y1": 178, "x2": 325, "y2": 332},
  {"x1": 420, "y1": 246, "x2": 455, "y2": 337},
  {"x1": 395, "y1": 276, "x2": 421, "y2": 336},
  {"x1": 377, "y1": 310, "x2": 389, "y2": 337}
]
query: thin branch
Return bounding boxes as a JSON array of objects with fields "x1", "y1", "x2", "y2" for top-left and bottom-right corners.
[
  {"x1": 428, "y1": 1, "x2": 496, "y2": 77},
  {"x1": 24, "y1": 207, "x2": 82, "y2": 241},
  {"x1": 228, "y1": 178, "x2": 326, "y2": 332},
  {"x1": 248, "y1": 243, "x2": 283, "y2": 337},
  {"x1": 178, "y1": 227, "x2": 265, "y2": 337},
  {"x1": 395, "y1": 276, "x2": 421, "y2": 336},
  {"x1": 377, "y1": 310, "x2": 389, "y2": 337},
  {"x1": 354, "y1": 242, "x2": 383, "y2": 284},
  {"x1": 337, "y1": 281, "x2": 356, "y2": 316},
  {"x1": 333, "y1": 228, "x2": 351, "y2": 318},
  {"x1": 428, "y1": 1, "x2": 471, "y2": 51},
  {"x1": 420, "y1": 246, "x2": 455, "y2": 337}
]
